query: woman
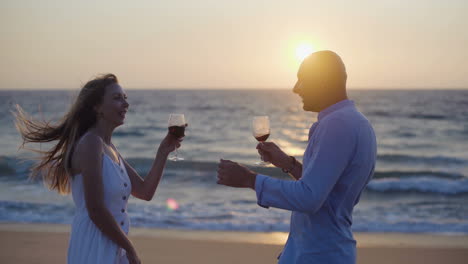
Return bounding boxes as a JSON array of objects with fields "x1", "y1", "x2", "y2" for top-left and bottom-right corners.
[{"x1": 14, "y1": 74, "x2": 181, "y2": 264}]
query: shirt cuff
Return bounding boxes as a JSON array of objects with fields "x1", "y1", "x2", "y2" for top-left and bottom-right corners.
[{"x1": 255, "y1": 174, "x2": 269, "y2": 209}]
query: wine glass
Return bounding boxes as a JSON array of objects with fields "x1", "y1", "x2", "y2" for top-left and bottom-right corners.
[
  {"x1": 252, "y1": 116, "x2": 270, "y2": 166},
  {"x1": 168, "y1": 113, "x2": 187, "y2": 161}
]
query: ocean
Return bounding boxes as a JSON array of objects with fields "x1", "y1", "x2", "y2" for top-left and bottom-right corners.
[{"x1": 1, "y1": 89, "x2": 467, "y2": 234}]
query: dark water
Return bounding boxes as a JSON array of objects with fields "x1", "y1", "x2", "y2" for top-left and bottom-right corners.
[{"x1": 0, "y1": 89, "x2": 467, "y2": 233}]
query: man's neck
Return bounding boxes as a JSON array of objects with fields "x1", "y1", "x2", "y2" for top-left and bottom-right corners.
[{"x1": 318, "y1": 94, "x2": 348, "y2": 112}]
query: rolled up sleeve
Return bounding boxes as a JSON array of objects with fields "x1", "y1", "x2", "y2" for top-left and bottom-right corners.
[{"x1": 255, "y1": 174, "x2": 270, "y2": 208}]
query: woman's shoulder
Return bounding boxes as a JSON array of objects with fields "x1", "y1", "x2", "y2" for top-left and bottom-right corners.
[
  {"x1": 75, "y1": 132, "x2": 104, "y2": 156},
  {"x1": 71, "y1": 132, "x2": 104, "y2": 175}
]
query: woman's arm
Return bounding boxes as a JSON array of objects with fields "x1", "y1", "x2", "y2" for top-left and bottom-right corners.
[
  {"x1": 120, "y1": 134, "x2": 181, "y2": 201},
  {"x1": 78, "y1": 134, "x2": 137, "y2": 256}
]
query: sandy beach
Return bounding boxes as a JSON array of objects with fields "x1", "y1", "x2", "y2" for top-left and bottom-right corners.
[{"x1": 1, "y1": 223, "x2": 467, "y2": 263}]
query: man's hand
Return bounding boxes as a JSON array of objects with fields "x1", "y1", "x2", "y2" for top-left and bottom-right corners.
[
  {"x1": 257, "y1": 142, "x2": 291, "y2": 170},
  {"x1": 217, "y1": 159, "x2": 257, "y2": 189}
]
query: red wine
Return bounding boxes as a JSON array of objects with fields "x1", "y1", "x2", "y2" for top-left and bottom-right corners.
[
  {"x1": 168, "y1": 125, "x2": 186, "y2": 138},
  {"x1": 255, "y1": 133, "x2": 270, "y2": 142}
]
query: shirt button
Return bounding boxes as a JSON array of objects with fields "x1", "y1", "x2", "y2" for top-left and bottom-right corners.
[
  {"x1": 121, "y1": 209, "x2": 125, "y2": 213},
  {"x1": 120, "y1": 221, "x2": 124, "y2": 226},
  {"x1": 122, "y1": 196, "x2": 126, "y2": 200},
  {"x1": 124, "y1": 183, "x2": 128, "y2": 187}
]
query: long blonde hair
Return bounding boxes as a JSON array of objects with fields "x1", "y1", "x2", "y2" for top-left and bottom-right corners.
[{"x1": 13, "y1": 74, "x2": 118, "y2": 194}]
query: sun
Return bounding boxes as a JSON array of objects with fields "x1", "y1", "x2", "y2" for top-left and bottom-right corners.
[{"x1": 295, "y1": 44, "x2": 315, "y2": 62}]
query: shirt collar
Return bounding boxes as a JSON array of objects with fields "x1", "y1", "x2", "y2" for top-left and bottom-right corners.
[{"x1": 317, "y1": 99, "x2": 354, "y2": 121}]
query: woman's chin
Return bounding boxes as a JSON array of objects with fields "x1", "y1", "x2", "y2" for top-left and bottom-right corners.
[{"x1": 113, "y1": 119, "x2": 125, "y2": 127}]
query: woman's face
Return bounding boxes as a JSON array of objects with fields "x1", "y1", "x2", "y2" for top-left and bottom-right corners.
[{"x1": 95, "y1": 83, "x2": 129, "y2": 127}]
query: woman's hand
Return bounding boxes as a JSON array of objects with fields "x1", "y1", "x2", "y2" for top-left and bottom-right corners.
[
  {"x1": 158, "y1": 133, "x2": 182, "y2": 156},
  {"x1": 256, "y1": 142, "x2": 291, "y2": 169},
  {"x1": 126, "y1": 248, "x2": 141, "y2": 264}
]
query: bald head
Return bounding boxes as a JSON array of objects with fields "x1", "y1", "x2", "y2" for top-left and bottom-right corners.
[
  {"x1": 293, "y1": 51, "x2": 348, "y2": 112},
  {"x1": 299, "y1": 50, "x2": 347, "y2": 90}
]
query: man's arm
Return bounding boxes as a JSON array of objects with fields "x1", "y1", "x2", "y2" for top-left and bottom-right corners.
[
  {"x1": 256, "y1": 142, "x2": 303, "y2": 180},
  {"x1": 255, "y1": 119, "x2": 356, "y2": 213},
  {"x1": 284, "y1": 156, "x2": 303, "y2": 180}
]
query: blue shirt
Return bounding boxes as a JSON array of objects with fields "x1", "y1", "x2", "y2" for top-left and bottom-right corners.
[{"x1": 255, "y1": 99, "x2": 377, "y2": 264}]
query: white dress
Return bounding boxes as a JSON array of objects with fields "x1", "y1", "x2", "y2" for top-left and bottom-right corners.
[{"x1": 68, "y1": 153, "x2": 132, "y2": 264}]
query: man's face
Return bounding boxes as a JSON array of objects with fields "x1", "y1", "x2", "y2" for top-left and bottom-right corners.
[{"x1": 292, "y1": 65, "x2": 322, "y2": 112}]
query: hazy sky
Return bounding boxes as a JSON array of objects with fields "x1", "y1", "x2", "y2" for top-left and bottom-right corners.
[{"x1": 1, "y1": 0, "x2": 467, "y2": 89}]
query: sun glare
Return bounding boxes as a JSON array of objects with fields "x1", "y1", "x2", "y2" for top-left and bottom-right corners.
[{"x1": 295, "y1": 44, "x2": 315, "y2": 62}]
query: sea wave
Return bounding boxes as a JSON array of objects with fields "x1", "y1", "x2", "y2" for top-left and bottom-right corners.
[
  {"x1": 0, "y1": 200, "x2": 73, "y2": 224},
  {"x1": 373, "y1": 170, "x2": 464, "y2": 179},
  {"x1": 0, "y1": 156, "x2": 31, "y2": 178},
  {"x1": 2, "y1": 155, "x2": 466, "y2": 184},
  {"x1": 0, "y1": 159, "x2": 16, "y2": 176},
  {"x1": 377, "y1": 153, "x2": 467, "y2": 165},
  {"x1": 368, "y1": 111, "x2": 448, "y2": 120},
  {"x1": 352, "y1": 220, "x2": 468, "y2": 234},
  {"x1": 113, "y1": 130, "x2": 146, "y2": 137},
  {"x1": 113, "y1": 126, "x2": 168, "y2": 138},
  {"x1": 408, "y1": 113, "x2": 447, "y2": 120},
  {"x1": 367, "y1": 176, "x2": 468, "y2": 195},
  {"x1": 1, "y1": 200, "x2": 467, "y2": 234}
]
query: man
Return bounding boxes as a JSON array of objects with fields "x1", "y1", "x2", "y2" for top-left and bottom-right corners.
[{"x1": 217, "y1": 50, "x2": 377, "y2": 263}]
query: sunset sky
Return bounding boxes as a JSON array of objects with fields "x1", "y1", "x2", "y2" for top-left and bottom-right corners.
[{"x1": 1, "y1": 0, "x2": 467, "y2": 90}]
